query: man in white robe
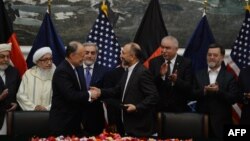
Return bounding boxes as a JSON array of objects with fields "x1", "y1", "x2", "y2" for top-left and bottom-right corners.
[{"x1": 17, "y1": 47, "x2": 55, "y2": 111}]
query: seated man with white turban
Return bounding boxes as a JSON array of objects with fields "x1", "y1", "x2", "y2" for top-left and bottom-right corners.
[
  {"x1": 17, "y1": 47, "x2": 55, "y2": 111},
  {"x1": 0, "y1": 43, "x2": 21, "y2": 135}
]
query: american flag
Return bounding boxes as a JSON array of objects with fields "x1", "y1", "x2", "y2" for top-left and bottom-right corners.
[
  {"x1": 87, "y1": 10, "x2": 121, "y2": 68},
  {"x1": 225, "y1": 10, "x2": 250, "y2": 124}
]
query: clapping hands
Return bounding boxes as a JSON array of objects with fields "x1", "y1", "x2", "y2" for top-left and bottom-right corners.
[
  {"x1": 168, "y1": 70, "x2": 178, "y2": 82},
  {"x1": 244, "y1": 93, "x2": 250, "y2": 99},
  {"x1": 160, "y1": 62, "x2": 168, "y2": 76},
  {"x1": 204, "y1": 82, "x2": 219, "y2": 94}
]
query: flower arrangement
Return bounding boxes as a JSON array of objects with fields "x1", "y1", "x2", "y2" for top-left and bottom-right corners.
[{"x1": 31, "y1": 131, "x2": 193, "y2": 141}]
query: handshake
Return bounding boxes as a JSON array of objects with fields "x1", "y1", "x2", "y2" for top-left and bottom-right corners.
[{"x1": 89, "y1": 87, "x2": 101, "y2": 101}]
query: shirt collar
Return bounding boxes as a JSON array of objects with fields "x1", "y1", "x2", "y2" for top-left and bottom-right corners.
[
  {"x1": 208, "y1": 66, "x2": 221, "y2": 73},
  {"x1": 128, "y1": 61, "x2": 139, "y2": 72},
  {"x1": 166, "y1": 54, "x2": 177, "y2": 64},
  {"x1": 66, "y1": 59, "x2": 76, "y2": 70},
  {"x1": 83, "y1": 63, "x2": 94, "y2": 69}
]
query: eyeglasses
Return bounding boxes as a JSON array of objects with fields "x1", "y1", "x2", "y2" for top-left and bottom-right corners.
[
  {"x1": 39, "y1": 58, "x2": 53, "y2": 63},
  {"x1": 0, "y1": 54, "x2": 10, "y2": 59}
]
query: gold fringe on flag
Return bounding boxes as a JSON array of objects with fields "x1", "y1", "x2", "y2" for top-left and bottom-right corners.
[
  {"x1": 101, "y1": 0, "x2": 108, "y2": 16},
  {"x1": 245, "y1": 0, "x2": 250, "y2": 11}
]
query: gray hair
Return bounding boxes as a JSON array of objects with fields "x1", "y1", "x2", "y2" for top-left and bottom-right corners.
[{"x1": 161, "y1": 35, "x2": 179, "y2": 48}]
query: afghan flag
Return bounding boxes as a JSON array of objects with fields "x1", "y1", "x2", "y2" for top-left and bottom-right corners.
[
  {"x1": 0, "y1": 0, "x2": 27, "y2": 76},
  {"x1": 134, "y1": 0, "x2": 168, "y2": 68}
]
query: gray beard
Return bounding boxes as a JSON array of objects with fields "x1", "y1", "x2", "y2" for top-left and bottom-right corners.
[
  {"x1": 84, "y1": 60, "x2": 95, "y2": 66},
  {"x1": 208, "y1": 62, "x2": 216, "y2": 68},
  {"x1": 0, "y1": 64, "x2": 8, "y2": 71}
]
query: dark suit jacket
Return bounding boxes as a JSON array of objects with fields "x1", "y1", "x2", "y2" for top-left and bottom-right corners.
[
  {"x1": 149, "y1": 55, "x2": 192, "y2": 112},
  {"x1": 101, "y1": 62, "x2": 159, "y2": 137},
  {"x1": 193, "y1": 67, "x2": 239, "y2": 138},
  {"x1": 102, "y1": 66, "x2": 125, "y2": 134},
  {"x1": 103, "y1": 66, "x2": 125, "y2": 88},
  {"x1": 49, "y1": 60, "x2": 90, "y2": 136},
  {"x1": 83, "y1": 63, "x2": 110, "y2": 135},
  {"x1": 0, "y1": 66, "x2": 21, "y2": 128},
  {"x1": 238, "y1": 66, "x2": 250, "y2": 124},
  {"x1": 89, "y1": 63, "x2": 111, "y2": 88}
]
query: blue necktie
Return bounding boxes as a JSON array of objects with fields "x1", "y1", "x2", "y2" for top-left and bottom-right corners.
[{"x1": 85, "y1": 66, "x2": 92, "y2": 89}]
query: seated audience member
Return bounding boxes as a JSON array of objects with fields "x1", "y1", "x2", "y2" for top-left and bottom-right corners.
[
  {"x1": 0, "y1": 43, "x2": 21, "y2": 135},
  {"x1": 238, "y1": 66, "x2": 250, "y2": 124},
  {"x1": 17, "y1": 47, "x2": 55, "y2": 111},
  {"x1": 192, "y1": 43, "x2": 239, "y2": 139}
]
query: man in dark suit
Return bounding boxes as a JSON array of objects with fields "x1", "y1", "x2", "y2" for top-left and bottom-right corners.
[
  {"x1": 92, "y1": 42, "x2": 159, "y2": 137},
  {"x1": 49, "y1": 41, "x2": 100, "y2": 136},
  {"x1": 192, "y1": 43, "x2": 239, "y2": 139},
  {"x1": 149, "y1": 36, "x2": 192, "y2": 112},
  {"x1": 238, "y1": 66, "x2": 250, "y2": 125},
  {"x1": 81, "y1": 42, "x2": 110, "y2": 136},
  {"x1": 102, "y1": 64, "x2": 126, "y2": 135},
  {"x1": 0, "y1": 43, "x2": 21, "y2": 135}
]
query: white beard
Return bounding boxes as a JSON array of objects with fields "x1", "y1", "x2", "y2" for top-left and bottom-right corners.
[{"x1": 37, "y1": 64, "x2": 56, "y2": 80}]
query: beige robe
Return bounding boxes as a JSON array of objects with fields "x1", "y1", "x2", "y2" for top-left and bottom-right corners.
[{"x1": 17, "y1": 66, "x2": 55, "y2": 111}]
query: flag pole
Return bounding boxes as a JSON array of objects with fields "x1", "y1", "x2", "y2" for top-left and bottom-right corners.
[
  {"x1": 245, "y1": 0, "x2": 250, "y2": 11},
  {"x1": 203, "y1": 0, "x2": 208, "y2": 15},
  {"x1": 101, "y1": 0, "x2": 108, "y2": 16},
  {"x1": 48, "y1": 0, "x2": 51, "y2": 14}
]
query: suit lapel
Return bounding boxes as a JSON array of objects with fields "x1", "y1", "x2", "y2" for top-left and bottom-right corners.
[
  {"x1": 65, "y1": 60, "x2": 82, "y2": 90},
  {"x1": 200, "y1": 70, "x2": 210, "y2": 86},
  {"x1": 4, "y1": 67, "x2": 10, "y2": 86},
  {"x1": 216, "y1": 68, "x2": 225, "y2": 87},
  {"x1": 90, "y1": 64, "x2": 98, "y2": 85},
  {"x1": 173, "y1": 55, "x2": 181, "y2": 74},
  {"x1": 122, "y1": 63, "x2": 140, "y2": 102},
  {"x1": 76, "y1": 67, "x2": 86, "y2": 90}
]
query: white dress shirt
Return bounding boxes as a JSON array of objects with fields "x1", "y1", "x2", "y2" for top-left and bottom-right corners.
[
  {"x1": 162, "y1": 54, "x2": 177, "y2": 80},
  {"x1": 208, "y1": 66, "x2": 221, "y2": 84}
]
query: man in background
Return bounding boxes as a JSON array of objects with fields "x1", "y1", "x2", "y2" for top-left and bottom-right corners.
[
  {"x1": 0, "y1": 43, "x2": 21, "y2": 135},
  {"x1": 81, "y1": 42, "x2": 110, "y2": 136},
  {"x1": 192, "y1": 43, "x2": 239, "y2": 139},
  {"x1": 149, "y1": 36, "x2": 192, "y2": 112}
]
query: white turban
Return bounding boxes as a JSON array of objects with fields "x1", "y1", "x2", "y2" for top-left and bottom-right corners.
[
  {"x1": 33, "y1": 47, "x2": 52, "y2": 64},
  {"x1": 0, "y1": 43, "x2": 12, "y2": 52}
]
